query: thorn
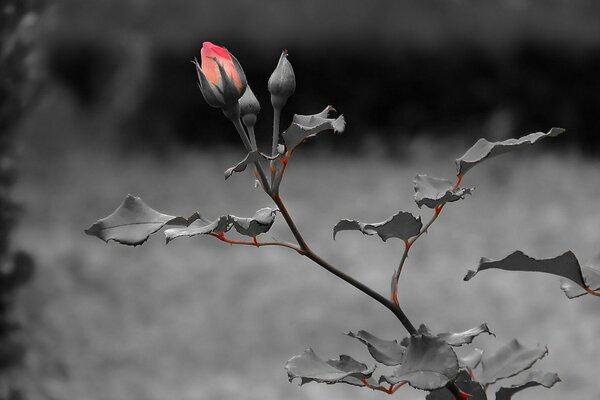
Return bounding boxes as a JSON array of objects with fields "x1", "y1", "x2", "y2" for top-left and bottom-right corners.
[
  {"x1": 404, "y1": 240, "x2": 412, "y2": 251},
  {"x1": 252, "y1": 236, "x2": 259, "y2": 247},
  {"x1": 457, "y1": 389, "x2": 472, "y2": 400}
]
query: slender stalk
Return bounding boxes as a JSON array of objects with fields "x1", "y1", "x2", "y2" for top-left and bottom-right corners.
[
  {"x1": 229, "y1": 117, "x2": 271, "y2": 193},
  {"x1": 271, "y1": 193, "x2": 417, "y2": 335},
  {"x1": 390, "y1": 175, "x2": 463, "y2": 305},
  {"x1": 391, "y1": 243, "x2": 410, "y2": 307},
  {"x1": 209, "y1": 233, "x2": 302, "y2": 253},
  {"x1": 271, "y1": 107, "x2": 281, "y2": 184},
  {"x1": 271, "y1": 193, "x2": 309, "y2": 251},
  {"x1": 303, "y1": 249, "x2": 417, "y2": 335},
  {"x1": 247, "y1": 125, "x2": 258, "y2": 150}
]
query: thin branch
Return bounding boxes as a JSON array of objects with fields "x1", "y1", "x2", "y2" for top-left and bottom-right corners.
[
  {"x1": 230, "y1": 117, "x2": 271, "y2": 193},
  {"x1": 390, "y1": 175, "x2": 464, "y2": 306},
  {"x1": 271, "y1": 107, "x2": 282, "y2": 185},
  {"x1": 361, "y1": 379, "x2": 407, "y2": 395},
  {"x1": 271, "y1": 193, "x2": 417, "y2": 335},
  {"x1": 209, "y1": 232, "x2": 303, "y2": 253},
  {"x1": 247, "y1": 125, "x2": 258, "y2": 150}
]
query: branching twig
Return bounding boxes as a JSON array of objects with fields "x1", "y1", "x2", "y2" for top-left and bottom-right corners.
[
  {"x1": 391, "y1": 175, "x2": 464, "y2": 306},
  {"x1": 271, "y1": 193, "x2": 418, "y2": 335}
]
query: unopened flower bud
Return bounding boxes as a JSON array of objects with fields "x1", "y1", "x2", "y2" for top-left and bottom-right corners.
[
  {"x1": 268, "y1": 50, "x2": 295, "y2": 109},
  {"x1": 239, "y1": 85, "x2": 260, "y2": 128},
  {"x1": 194, "y1": 42, "x2": 247, "y2": 109}
]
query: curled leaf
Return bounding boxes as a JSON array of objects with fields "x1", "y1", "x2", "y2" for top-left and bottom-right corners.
[
  {"x1": 224, "y1": 151, "x2": 278, "y2": 179},
  {"x1": 285, "y1": 348, "x2": 375, "y2": 386},
  {"x1": 414, "y1": 175, "x2": 473, "y2": 209},
  {"x1": 426, "y1": 371, "x2": 487, "y2": 400},
  {"x1": 346, "y1": 330, "x2": 405, "y2": 366},
  {"x1": 282, "y1": 106, "x2": 345, "y2": 151},
  {"x1": 411, "y1": 324, "x2": 494, "y2": 347},
  {"x1": 455, "y1": 127, "x2": 565, "y2": 176},
  {"x1": 437, "y1": 324, "x2": 494, "y2": 347},
  {"x1": 165, "y1": 207, "x2": 278, "y2": 243},
  {"x1": 495, "y1": 371, "x2": 560, "y2": 400},
  {"x1": 224, "y1": 151, "x2": 260, "y2": 179},
  {"x1": 231, "y1": 207, "x2": 277, "y2": 237},
  {"x1": 164, "y1": 216, "x2": 232, "y2": 243},
  {"x1": 85, "y1": 195, "x2": 188, "y2": 246},
  {"x1": 560, "y1": 252, "x2": 600, "y2": 298},
  {"x1": 381, "y1": 335, "x2": 459, "y2": 391},
  {"x1": 464, "y1": 250, "x2": 586, "y2": 288},
  {"x1": 479, "y1": 339, "x2": 548, "y2": 385},
  {"x1": 333, "y1": 212, "x2": 422, "y2": 242}
]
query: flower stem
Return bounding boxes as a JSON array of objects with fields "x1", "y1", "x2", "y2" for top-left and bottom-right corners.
[
  {"x1": 271, "y1": 106, "x2": 282, "y2": 185},
  {"x1": 271, "y1": 193, "x2": 417, "y2": 335},
  {"x1": 229, "y1": 115, "x2": 271, "y2": 193},
  {"x1": 247, "y1": 125, "x2": 258, "y2": 150}
]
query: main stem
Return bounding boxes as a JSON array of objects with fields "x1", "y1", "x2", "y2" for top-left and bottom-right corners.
[
  {"x1": 271, "y1": 193, "x2": 417, "y2": 335},
  {"x1": 269, "y1": 177, "x2": 464, "y2": 400}
]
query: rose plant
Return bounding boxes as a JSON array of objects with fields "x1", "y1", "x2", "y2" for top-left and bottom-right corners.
[{"x1": 85, "y1": 42, "x2": 599, "y2": 399}]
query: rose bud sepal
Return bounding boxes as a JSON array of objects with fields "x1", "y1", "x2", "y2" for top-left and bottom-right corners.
[
  {"x1": 193, "y1": 57, "x2": 247, "y2": 109},
  {"x1": 268, "y1": 50, "x2": 295, "y2": 110},
  {"x1": 193, "y1": 57, "x2": 225, "y2": 108}
]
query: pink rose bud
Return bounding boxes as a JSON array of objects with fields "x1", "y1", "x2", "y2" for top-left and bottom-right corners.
[
  {"x1": 268, "y1": 50, "x2": 295, "y2": 109},
  {"x1": 193, "y1": 42, "x2": 247, "y2": 109},
  {"x1": 239, "y1": 85, "x2": 260, "y2": 128}
]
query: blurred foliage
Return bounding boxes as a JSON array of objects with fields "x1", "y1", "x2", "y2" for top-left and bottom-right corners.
[
  {"x1": 0, "y1": 0, "x2": 42, "y2": 398},
  {"x1": 39, "y1": 0, "x2": 600, "y2": 154}
]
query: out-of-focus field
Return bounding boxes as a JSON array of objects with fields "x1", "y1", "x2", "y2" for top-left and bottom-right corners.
[{"x1": 11, "y1": 98, "x2": 600, "y2": 400}]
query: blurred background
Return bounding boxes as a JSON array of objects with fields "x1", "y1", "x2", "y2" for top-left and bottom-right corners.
[{"x1": 2, "y1": 0, "x2": 600, "y2": 399}]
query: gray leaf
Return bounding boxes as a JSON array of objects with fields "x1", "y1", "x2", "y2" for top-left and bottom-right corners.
[
  {"x1": 230, "y1": 207, "x2": 277, "y2": 237},
  {"x1": 285, "y1": 348, "x2": 374, "y2": 386},
  {"x1": 346, "y1": 330, "x2": 405, "y2": 366},
  {"x1": 560, "y1": 252, "x2": 600, "y2": 298},
  {"x1": 85, "y1": 195, "x2": 188, "y2": 246},
  {"x1": 436, "y1": 323, "x2": 494, "y2": 347},
  {"x1": 464, "y1": 250, "x2": 586, "y2": 288},
  {"x1": 426, "y1": 371, "x2": 487, "y2": 400},
  {"x1": 224, "y1": 151, "x2": 261, "y2": 179},
  {"x1": 495, "y1": 371, "x2": 560, "y2": 400},
  {"x1": 458, "y1": 348, "x2": 484, "y2": 369},
  {"x1": 403, "y1": 324, "x2": 493, "y2": 347},
  {"x1": 224, "y1": 151, "x2": 278, "y2": 179},
  {"x1": 414, "y1": 175, "x2": 473, "y2": 209},
  {"x1": 455, "y1": 128, "x2": 565, "y2": 176},
  {"x1": 164, "y1": 215, "x2": 232, "y2": 243},
  {"x1": 333, "y1": 212, "x2": 422, "y2": 242},
  {"x1": 381, "y1": 335, "x2": 459, "y2": 390},
  {"x1": 479, "y1": 339, "x2": 548, "y2": 385},
  {"x1": 282, "y1": 106, "x2": 345, "y2": 151}
]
